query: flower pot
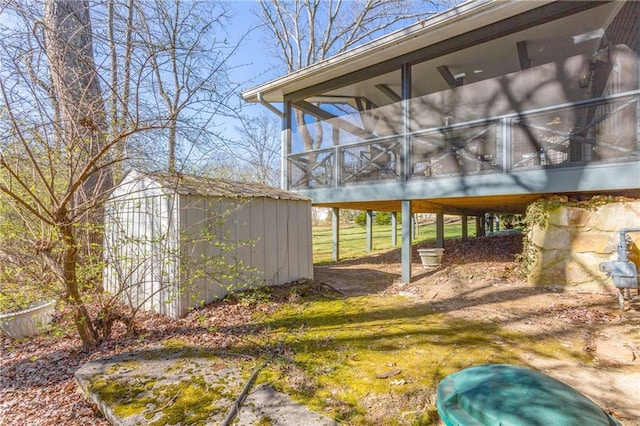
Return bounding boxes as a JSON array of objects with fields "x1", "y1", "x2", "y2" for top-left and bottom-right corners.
[
  {"x1": 0, "y1": 300, "x2": 56, "y2": 339},
  {"x1": 418, "y1": 248, "x2": 444, "y2": 268}
]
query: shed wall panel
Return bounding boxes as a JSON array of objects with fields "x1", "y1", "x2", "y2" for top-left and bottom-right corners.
[
  {"x1": 104, "y1": 177, "x2": 181, "y2": 318},
  {"x1": 287, "y1": 201, "x2": 300, "y2": 280},
  {"x1": 263, "y1": 198, "x2": 280, "y2": 285},
  {"x1": 250, "y1": 198, "x2": 267, "y2": 285},
  {"x1": 276, "y1": 200, "x2": 290, "y2": 284},
  {"x1": 236, "y1": 200, "x2": 252, "y2": 292}
]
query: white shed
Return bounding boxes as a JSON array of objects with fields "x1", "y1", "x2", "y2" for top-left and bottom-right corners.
[{"x1": 104, "y1": 170, "x2": 313, "y2": 318}]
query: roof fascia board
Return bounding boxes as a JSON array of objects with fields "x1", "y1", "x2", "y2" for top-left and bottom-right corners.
[{"x1": 283, "y1": 0, "x2": 603, "y2": 103}]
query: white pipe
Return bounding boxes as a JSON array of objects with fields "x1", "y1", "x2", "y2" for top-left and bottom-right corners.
[{"x1": 257, "y1": 92, "x2": 283, "y2": 118}]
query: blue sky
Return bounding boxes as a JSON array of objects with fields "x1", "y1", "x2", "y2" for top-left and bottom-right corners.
[
  {"x1": 227, "y1": 2, "x2": 282, "y2": 87},
  {"x1": 219, "y1": 1, "x2": 284, "y2": 145}
]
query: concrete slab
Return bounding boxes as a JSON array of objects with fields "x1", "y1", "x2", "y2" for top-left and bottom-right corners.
[
  {"x1": 238, "y1": 384, "x2": 336, "y2": 425},
  {"x1": 75, "y1": 346, "x2": 335, "y2": 425}
]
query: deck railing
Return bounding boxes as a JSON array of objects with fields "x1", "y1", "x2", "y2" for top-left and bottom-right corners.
[{"x1": 287, "y1": 92, "x2": 640, "y2": 190}]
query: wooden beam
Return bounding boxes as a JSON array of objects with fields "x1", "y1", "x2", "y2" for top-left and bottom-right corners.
[
  {"x1": 293, "y1": 100, "x2": 374, "y2": 140},
  {"x1": 516, "y1": 40, "x2": 531, "y2": 70},
  {"x1": 437, "y1": 65, "x2": 463, "y2": 89},
  {"x1": 375, "y1": 84, "x2": 401, "y2": 102},
  {"x1": 436, "y1": 213, "x2": 445, "y2": 248}
]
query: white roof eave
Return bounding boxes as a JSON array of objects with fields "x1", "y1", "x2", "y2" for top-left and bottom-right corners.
[{"x1": 241, "y1": 0, "x2": 554, "y2": 103}]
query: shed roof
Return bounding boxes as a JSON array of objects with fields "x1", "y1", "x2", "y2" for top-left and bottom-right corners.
[{"x1": 132, "y1": 170, "x2": 310, "y2": 201}]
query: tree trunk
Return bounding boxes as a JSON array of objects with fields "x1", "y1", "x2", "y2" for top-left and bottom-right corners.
[
  {"x1": 44, "y1": 0, "x2": 112, "y2": 204},
  {"x1": 60, "y1": 219, "x2": 99, "y2": 348},
  {"x1": 168, "y1": 119, "x2": 177, "y2": 172},
  {"x1": 44, "y1": 0, "x2": 109, "y2": 348}
]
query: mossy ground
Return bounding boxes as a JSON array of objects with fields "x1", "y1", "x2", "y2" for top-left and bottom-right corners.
[
  {"x1": 82, "y1": 292, "x2": 596, "y2": 425},
  {"x1": 256, "y1": 295, "x2": 592, "y2": 425}
]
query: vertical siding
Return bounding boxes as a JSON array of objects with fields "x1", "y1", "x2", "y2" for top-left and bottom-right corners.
[
  {"x1": 263, "y1": 198, "x2": 279, "y2": 285},
  {"x1": 103, "y1": 175, "x2": 181, "y2": 318},
  {"x1": 250, "y1": 198, "x2": 267, "y2": 286},
  {"x1": 201, "y1": 197, "x2": 227, "y2": 304},
  {"x1": 287, "y1": 200, "x2": 300, "y2": 281},
  {"x1": 235, "y1": 198, "x2": 252, "y2": 292},
  {"x1": 180, "y1": 195, "x2": 204, "y2": 317},
  {"x1": 276, "y1": 200, "x2": 290, "y2": 284},
  {"x1": 105, "y1": 171, "x2": 313, "y2": 317}
]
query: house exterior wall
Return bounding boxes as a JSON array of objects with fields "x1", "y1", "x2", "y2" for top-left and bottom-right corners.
[
  {"x1": 104, "y1": 172, "x2": 313, "y2": 318},
  {"x1": 281, "y1": 2, "x2": 639, "y2": 206}
]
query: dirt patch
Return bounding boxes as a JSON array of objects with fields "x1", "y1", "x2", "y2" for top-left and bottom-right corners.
[{"x1": 315, "y1": 234, "x2": 640, "y2": 424}]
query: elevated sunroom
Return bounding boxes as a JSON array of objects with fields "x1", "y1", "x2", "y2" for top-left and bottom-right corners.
[{"x1": 243, "y1": 0, "x2": 640, "y2": 282}]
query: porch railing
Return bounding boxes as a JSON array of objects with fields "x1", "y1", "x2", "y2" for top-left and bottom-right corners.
[{"x1": 288, "y1": 92, "x2": 640, "y2": 190}]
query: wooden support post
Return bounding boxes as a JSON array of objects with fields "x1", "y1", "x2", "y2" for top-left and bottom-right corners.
[
  {"x1": 436, "y1": 213, "x2": 445, "y2": 248},
  {"x1": 462, "y1": 214, "x2": 468, "y2": 242},
  {"x1": 476, "y1": 215, "x2": 485, "y2": 237},
  {"x1": 332, "y1": 208, "x2": 340, "y2": 262}
]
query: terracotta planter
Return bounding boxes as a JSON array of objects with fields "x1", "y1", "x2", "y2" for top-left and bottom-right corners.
[
  {"x1": 0, "y1": 300, "x2": 56, "y2": 339},
  {"x1": 418, "y1": 248, "x2": 444, "y2": 268}
]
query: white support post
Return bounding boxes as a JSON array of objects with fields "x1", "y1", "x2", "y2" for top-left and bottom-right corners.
[
  {"x1": 401, "y1": 201, "x2": 412, "y2": 283},
  {"x1": 332, "y1": 208, "x2": 340, "y2": 262},
  {"x1": 366, "y1": 210, "x2": 373, "y2": 252}
]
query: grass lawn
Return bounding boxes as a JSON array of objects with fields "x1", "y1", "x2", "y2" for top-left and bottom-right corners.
[{"x1": 312, "y1": 220, "x2": 476, "y2": 264}]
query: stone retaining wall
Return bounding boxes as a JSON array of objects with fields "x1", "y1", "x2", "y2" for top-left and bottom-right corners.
[{"x1": 528, "y1": 199, "x2": 640, "y2": 291}]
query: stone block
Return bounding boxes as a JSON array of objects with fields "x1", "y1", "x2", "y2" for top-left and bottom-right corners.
[
  {"x1": 531, "y1": 225, "x2": 570, "y2": 250},
  {"x1": 548, "y1": 207, "x2": 569, "y2": 227},
  {"x1": 596, "y1": 340, "x2": 636, "y2": 363},
  {"x1": 566, "y1": 207, "x2": 592, "y2": 227},
  {"x1": 538, "y1": 248, "x2": 570, "y2": 269},
  {"x1": 544, "y1": 264, "x2": 569, "y2": 283},
  {"x1": 564, "y1": 252, "x2": 610, "y2": 284},
  {"x1": 592, "y1": 203, "x2": 640, "y2": 232},
  {"x1": 570, "y1": 231, "x2": 617, "y2": 254}
]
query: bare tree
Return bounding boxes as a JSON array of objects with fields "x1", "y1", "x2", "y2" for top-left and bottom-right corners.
[
  {"x1": 234, "y1": 112, "x2": 281, "y2": 187},
  {"x1": 0, "y1": 0, "x2": 245, "y2": 348},
  {"x1": 129, "y1": 0, "x2": 242, "y2": 172},
  {"x1": 257, "y1": 0, "x2": 452, "y2": 151}
]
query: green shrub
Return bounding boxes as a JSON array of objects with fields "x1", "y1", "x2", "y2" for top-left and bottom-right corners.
[
  {"x1": 354, "y1": 211, "x2": 366, "y2": 226},
  {"x1": 354, "y1": 211, "x2": 401, "y2": 226}
]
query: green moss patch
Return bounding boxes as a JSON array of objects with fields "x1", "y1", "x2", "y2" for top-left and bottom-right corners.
[
  {"x1": 258, "y1": 295, "x2": 589, "y2": 424},
  {"x1": 80, "y1": 348, "x2": 244, "y2": 425},
  {"x1": 78, "y1": 294, "x2": 593, "y2": 425}
]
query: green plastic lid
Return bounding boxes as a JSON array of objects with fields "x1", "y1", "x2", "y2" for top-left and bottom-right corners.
[{"x1": 437, "y1": 364, "x2": 621, "y2": 426}]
